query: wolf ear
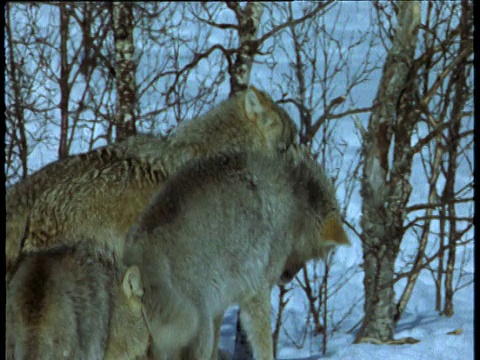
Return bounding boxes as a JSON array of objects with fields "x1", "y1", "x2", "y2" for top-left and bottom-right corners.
[
  {"x1": 244, "y1": 87, "x2": 264, "y2": 121},
  {"x1": 321, "y1": 216, "x2": 350, "y2": 246},
  {"x1": 122, "y1": 265, "x2": 144, "y2": 300}
]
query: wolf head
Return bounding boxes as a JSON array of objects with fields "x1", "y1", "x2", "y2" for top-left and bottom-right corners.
[
  {"x1": 287, "y1": 144, "x2": 350, "y2": 259},
  {"x1": 243, "y1": 87, "x2": 298, "y2": 152}
]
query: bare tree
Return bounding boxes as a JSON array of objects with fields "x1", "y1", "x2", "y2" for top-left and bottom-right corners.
[
  {"x1": 111, "y1": 2, "x2": 138, "y2": 140},
  {"x1": 5, "y1": 3, "x2": 121, "y2": 178},
  {"x1": 225, "y1": 2, "x2": 263, "y2": 94},
  {"x1": 438, "y1": 0, "x2": 473, "y2": 317},
  {"x1": 355, "y1": 1, "x2": 421, "y2": 343},
  {"x1": 5, "y1": 3, "x2": 29, "y2": 180},
  {"x1": 392, "y1": 0, "x2": 474, "y2": 322},
  {"x1": 355, "y1": 0, "x2": 473, "y2": 343}
]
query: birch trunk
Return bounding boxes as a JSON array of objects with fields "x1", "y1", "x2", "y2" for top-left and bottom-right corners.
[
  {"x1": 355, "y1": 2, "x2": 421, "y2": 343},
  {"x1": 112, "y1": 2, "x2": 137, "y2": 141},
  {"x1": 227, "y1": 2, "x2": 264, "y2": 95}
]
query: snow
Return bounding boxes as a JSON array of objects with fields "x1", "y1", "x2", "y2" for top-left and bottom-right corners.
[{"x1": 216, "y1": 261, "x2": 474, "y2": 360}]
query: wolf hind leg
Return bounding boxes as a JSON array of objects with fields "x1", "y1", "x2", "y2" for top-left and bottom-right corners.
[
  {"x1": 176, "y1": 313, "x2": 214, "y2": 360},
  {"x1": 211, "y1": 312, "x2": 227, "y2": 360},
  {"x1": 143, "y1": 283, "x2": 200, "y2": 357},
  {"x1": 239, "y1": 289, "x2": 274, "y2": 360}
]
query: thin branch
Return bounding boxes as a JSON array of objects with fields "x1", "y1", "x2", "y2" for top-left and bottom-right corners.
[
  {"x1": 191, "y1": 10, "x2": 238, "y2": 30},
  {"x1": 325, "y1": 106, "x2": 375, "y2": 121},
  {"x1": 164, "y1": 44, "x2": 235, "y2": 102},
  {"x1": 406, "y1": 197, "x2": 474, "y2": 212},
  {"x1": 419, "y1": 44, "x2": 473, "y2": 106},
  {"x1": 256, "y1": 2, "x2": 335, "y2": 48},
  {"x1": 343, "y1": 219, "x2": 363, "y2": 241},
  {"x1": 385, "y1": 223, "x2": 474, "y2": 289},
  {"x1": 411, "y1": 120, "x2": 452, "y2": 154},
  {"x1": 404, "y1": 215, "x2": 473, "y2": 230}
]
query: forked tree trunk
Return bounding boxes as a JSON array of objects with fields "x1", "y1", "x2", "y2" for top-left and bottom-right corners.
[
  {"x1": 355, "y1": 2, "x2": 421, "y2": 343},
  {"x1": 227, "y1": 2, "x2": 264, "y2": 95}
]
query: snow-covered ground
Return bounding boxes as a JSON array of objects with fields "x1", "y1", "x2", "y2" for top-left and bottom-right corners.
[{"x1": 218, "y1": 259, "x2": 474, "y2": 360}]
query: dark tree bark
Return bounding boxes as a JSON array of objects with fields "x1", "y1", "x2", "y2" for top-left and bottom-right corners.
[
  {"x1": 443, "y1": 0, "x2": 472, "y2": 317},
  {"x1": 58, "y1": 3, "x2": 70, "y2": 160}
]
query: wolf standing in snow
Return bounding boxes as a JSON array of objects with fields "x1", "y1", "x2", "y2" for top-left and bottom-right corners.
[{"x1": 124, "y1": 147, "x2": 350, "y2": 360}]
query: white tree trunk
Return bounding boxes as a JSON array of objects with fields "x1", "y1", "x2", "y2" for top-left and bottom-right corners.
[
  {"x1": 228, "y1": 2, "x2": 264, "y2": 95},
  {"x1": 112, "y1": 2, "x2": 137, "y2": 140},
  {"x1": 355, "y1": 2, "x2": 421, "y2": 343}
]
